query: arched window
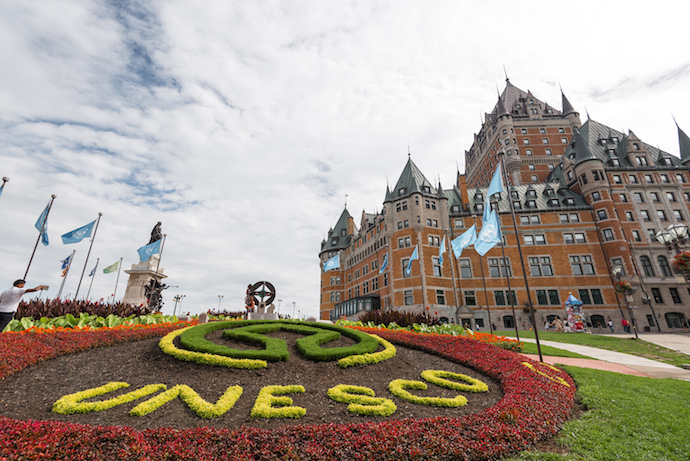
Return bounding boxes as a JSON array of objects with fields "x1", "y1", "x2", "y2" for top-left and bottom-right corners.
[
  {"x1": 640, "y1": 256, "x2": 655, "y2": 277},
  {"x1": 658, "y1": 256, "x2": 672, "y2": 277}
]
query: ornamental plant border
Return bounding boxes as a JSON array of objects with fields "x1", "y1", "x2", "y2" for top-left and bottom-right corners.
[{"x1": 0, "y1": 323, "x2": 576, "y2": 461}]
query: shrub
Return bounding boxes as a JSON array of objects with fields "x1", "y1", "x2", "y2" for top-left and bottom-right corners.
[
  {"x1": 17, "y1": 299, "x2": 157, "y2": 319},
  {"x1": 358, "y1": 309, "x2": 443, "y2": 327}
]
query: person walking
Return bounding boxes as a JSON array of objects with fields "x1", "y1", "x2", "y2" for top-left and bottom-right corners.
[
  {"x1": 0, "y1": 279, "x2": 46, "y2": 332},
  {"x1": 607, "y1": 317, "x2": 614, "y2": 333}
]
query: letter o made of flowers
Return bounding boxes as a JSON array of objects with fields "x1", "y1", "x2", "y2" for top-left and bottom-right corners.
[
  {"x1": 327, "y1": 384, "x2": 397, "y2": 416},
  {"x1": 388, "y1": 379, "x2": 468, "y2": 408}
]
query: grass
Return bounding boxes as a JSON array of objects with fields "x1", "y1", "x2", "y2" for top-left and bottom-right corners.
[
  {"x1": 495, "y1": 330, "x2": 690, "y2": 368},
  {"x1": 504, "y1": 366, "x2": 690, "y2": 460}
]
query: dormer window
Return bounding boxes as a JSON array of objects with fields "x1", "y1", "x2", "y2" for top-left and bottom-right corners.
[
  {"x1": 341, "y1": 229, "x2": 346, "y2": 236},
  {"x1": 475, "y1": 193, "x2": 484, "y2": 201},
  {"x1": 511, "y1": 190, "x2": 519, "y2": 199},
  {"x1": 422, "y1": 186, "x2": 431, "y2": 193},
  {"x1": 663, "y1": 158, "x2": 673, "y2": 166},
  {"x1": 398, "y1": 187, "x2": 406, "y2": 195},
  {"x1": 544, "y1": 188, "x2": 554, "y2": 196},
  {"x1": 548, "y1": 198, "x2": 559, "y2": 206},
  {"x1": 526, "y1": 190, "x2": 537, "y2": 198},
  {"x1": 564, "y1": 198, "x2": 575, "y2": 206},
  {"x1": 635, "y1": 156, "x2": 648, "y2": 166},
  {"x1": 633, "y1": 143, "x2": 640, "y2": 150},
  {"x1": 331, "y1": 237, "x2": 339, "y2": 245},
  {"x1": 610, "y1": 137, "x2": 619, "y2": 144},
  {"x1": 525, "y1": 200, "x2": 536, "y2": 208}
]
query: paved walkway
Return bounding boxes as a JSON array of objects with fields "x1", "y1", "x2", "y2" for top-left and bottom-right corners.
[{"x1": 515, "y1": 335, "x2": 690, "y2": 382}]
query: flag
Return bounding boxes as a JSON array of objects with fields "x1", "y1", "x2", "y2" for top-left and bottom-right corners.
[
  {"x1": 0, "y1": 182, "x2": 4, "y2": 198},
  {"x1": 451, "y1": 225, "x2": 477, "y2": 258},
  {"x1": 379, "y1": 253, "x2": 388, "y2": 274},
  {"x1": 88, "y1": 262, "x2": 98, "y2": 277},
  {"x1": 439, "y1": 236, "x2": 446, "y2": 266},
  {"x1": 103, "y1": 261, "x2": 119, "y2": 274},
  {"x1": 60, "y1": 254, "x2": 73, "y2": 277},
  {"x1": 35, "y1": 204, "x2": 50, "y2": 246},
  {"x1": 474, "y1": 210, "x2": 502, "y2": 256},
  {"x1": 137, "y1": 239, "x2": 161, "y2": 262},
  {"x1": 405, "y1": 245, "x2": 419, "y2": 276},
  {"x1": 484, "y1": 164, "x2": 504, "y2": 222},
  {"x1": 323, "y1": 254, "x2": 340, "y2": 272},
  {"x1": 61, "y1": 220, "x2": 96, "y2": 244}
]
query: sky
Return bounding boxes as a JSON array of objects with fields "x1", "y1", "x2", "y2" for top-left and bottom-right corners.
[{"x1": 1, "y1": 1, "x2": 689, "y2": 319}]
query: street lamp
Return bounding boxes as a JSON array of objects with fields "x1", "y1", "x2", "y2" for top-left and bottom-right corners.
[
  {"x1": 217, "y1": 295, "x2": 224, "y2": 310},
  {"x1": 277, "y1": 299, "x2": 283, "y2": 315},
  {"x1": 173, "y1": 294, "x2": 186, "y2": 316},
  {"x1": 611, "y1": 267, "x2": 639, "y2": 339},
  {"x1": 656, "y1": 222, "x2": 689, "y2": 253}
]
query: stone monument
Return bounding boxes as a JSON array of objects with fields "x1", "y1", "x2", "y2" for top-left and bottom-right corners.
[
  {"x1": 122, "y1": 223, "x2": 167, "y2": 310},
  {"x1": 246, "y1": 280, "x2": 279, "y2": 320}
]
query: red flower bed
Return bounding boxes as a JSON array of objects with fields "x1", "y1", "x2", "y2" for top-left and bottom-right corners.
[{"x1": 0, "y1": 324, "x2": 575, "y2": 460}]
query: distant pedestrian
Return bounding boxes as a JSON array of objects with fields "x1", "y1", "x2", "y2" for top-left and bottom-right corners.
[
  {"x1": 621, "y1": 318, "x2": 630, "y2": 334},
  {"x1": 544, "y1": 321, "x2": 550, "y2": 331},
  {"x1": 607, "y1": 318, "x2": 614, "y2": 333},
  {"x1": 0, "y1": 279, "x2": 46, "y2": 332}
]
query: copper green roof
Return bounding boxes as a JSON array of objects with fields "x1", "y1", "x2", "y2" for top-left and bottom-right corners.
[
  {"x1": 385, "y1": 157, "x2": 437, "y2": 203},
  {"x1": 678, "y1": 124, "x2": 690, "y2": 164},
  {"x1": 320, "y1": 208, "x2": 353, "y2": 254}
]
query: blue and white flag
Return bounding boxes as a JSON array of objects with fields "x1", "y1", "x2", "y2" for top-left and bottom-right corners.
[
  {"x1": 137, "y1": 239, "x2": 162, "y2": 262},
  {"x1": 379, "y1": 253, "x2": 388, "y2": 274},
  {"x1": 451, "y1": 225, "x2": 477, "y2": 258},
  {"x1": 35, "y1": 204, "x2": 50, "y2": 246},
  {"x1": 488, "y1": 164, "x2": 504, "y2": 197},
  {"x1": 405, "y1": 245, "x2": 419, "y2": 276},
  {"x1": 88, "y1": 261, "x2": 98, "y2": 277},
  {"x1": 0, "y1": 182, "x2": 5, "y2": 199},
  {"x1": 439, "y1": 236, "x2": 446, "y2": 266},
  {"x1": 323, "y1": 254, "x2": 340, "y2": 272},
  {"x1": 61, "y1": 220, "x2": 96, "y2": 244},
  {"x1": 474, "y1": 210, "x2": 502, "y2": 256}
]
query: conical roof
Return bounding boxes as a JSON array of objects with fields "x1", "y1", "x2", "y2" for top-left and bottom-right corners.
[
  {"x1": 321, "y1": 207, "x2": 354, "y2": 254},
  {"x1": 678, "y1": 124, "x2": 690, "y2": 164},
  {"x1": 385, "y1": 157, "x2": 436, "y2": 202},
  {"x1": 561, "y1": 90, "x2": 577, "y2": 116}
]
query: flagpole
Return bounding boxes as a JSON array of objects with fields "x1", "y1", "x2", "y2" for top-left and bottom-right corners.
[
  {"x1": 86, "y1": 258, "x2": 99, "y2": 300},
  {"x1": 75, "y1": 212, "x2": 103, "y2": 299},
  {"x1": 112, "y1": 257, "x2": 123, "y2": 303},
  {"x1": 25, "y1": 194, "x2": 57, "y2": 279},
  {"x1": 499, "y1": 154, "x2": 542, "y2": 361},
  {"x1": 444, "y1": 230, "x2": 461, "y2": 323},
  {"x1": 494, "y1": 203, "x2": 520, "y2": 342},
  {"x1": 155, "y1": 234, "x2": 167, "y2": 276},
  {"x1": 449, "y1": 230, "x2": 466, "y2": 324},
  {"x1": 57, "y1": 249, "x2": 76, "y2": 299},
  {"x1": 473, "y1": 214, "x2": 494, "y2": 334}
]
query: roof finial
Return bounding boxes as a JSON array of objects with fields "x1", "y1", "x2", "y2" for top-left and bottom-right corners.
[
  {"x1": 408, "y1": 143, "x2": 411, "y2": 159},
  {"x1": 496, "y1": 82, "x2": 500, "y2": 97},
  {"x1": 503, "y1": 65, "x2": 509, "y2": 82},
  {"x1": 585, "y1": 106, "x2": 590, "y2": 120},
  {"x1": 558, "y1": 81, "x2": 563, "y2": 93},
  {"x1": 672, "y1": 114, "x2": 679, "y2": 127},
  {"x1": 344, "y1": 194, "x2": 348, "y2": 209}
]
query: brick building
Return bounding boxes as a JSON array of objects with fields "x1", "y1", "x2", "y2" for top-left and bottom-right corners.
[{"x1": 319, "y1": 79, "x2": 690, "y2": 331}]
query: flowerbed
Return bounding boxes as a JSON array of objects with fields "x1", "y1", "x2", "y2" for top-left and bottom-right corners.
[{"x1": 0, "y1": 323, "x2": 575, "y2": 460}]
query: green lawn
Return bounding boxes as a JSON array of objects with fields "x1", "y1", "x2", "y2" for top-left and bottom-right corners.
[
  {"x1": 504, "y1": 366, "x2": 690, "y2": 460},
  {"x1": 495, "y1": 330, "x2": 690, "y2": 368}
]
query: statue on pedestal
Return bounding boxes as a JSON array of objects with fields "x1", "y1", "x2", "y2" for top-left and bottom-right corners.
[{"x1": 149, "y1": 222, "x2": 162, "y2": 244}]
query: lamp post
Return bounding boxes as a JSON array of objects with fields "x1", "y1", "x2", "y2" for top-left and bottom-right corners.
[
  {"x1": 217, "y1": 295, "x2": 224, "y2": 310},
  {"x1": 277, "y1": 299, "x2": 283, "y2": 315},
  {"x1": 612, "y1": 267, "x2": 639, "y2": 339},
  {"x1": 656, "y1": 223, "x2": 690, "y2": 282},
  {"x1": 292, "y1": 301, "x2": 296, "y2": 319},
  {"x1": 173, "y1": 294, "x2": 186, "y2": 316}
]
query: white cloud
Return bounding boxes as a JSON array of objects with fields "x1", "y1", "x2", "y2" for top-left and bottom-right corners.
[{"x1": 1, "y1": 1, "x2": 689, "y2": 318}]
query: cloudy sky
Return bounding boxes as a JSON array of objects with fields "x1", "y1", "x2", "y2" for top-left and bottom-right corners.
[{"x1": 1, "y1": 1, "x2": 689, "y2": 318}]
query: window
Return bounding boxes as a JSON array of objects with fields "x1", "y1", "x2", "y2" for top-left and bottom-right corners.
[
  {"x1": 580, "y1": 174, "x2": 588, "y2": 185},
  {"x1": 529, "y1": 256, "x2": 553, "y2": 276},
  {"x1": 494, "y1": 290, "x2": 516, "y2": 306},
  {"x1": 619, "y1": 193, "x2": 628, "y2": 203},
  {"x1": 592, "y1": 191, "x2": 601, "y2": 202},
  {"x1": 542, "y1": 138, "x2": 549, "y2": 144},
  {"x1": 570, "y1": 255, "x2": 595, "y2": 275},
  {"x1": 559, "y1": 128, "x2": 565, "y2": 134},
  {"x1": 459, "y1": 259, "x2": 472, "y2": 278},
  {"x1": 661, "y1": 174, "x2": 670, "y2": 183},
  {"x1": 561, "y1": 137, "x2": 568, "y2": 144},
  {"x1": 427, "y1": 235, "x2": 440, "y2": 246},
  {"x1": 629, "y1": 175, "x2": 638, "y2": 184},
  {"x1": 666, "y1": 192, "x2": 676, "y2": 202},
  {"x1": 670, "y1": 287, "x2": 682, "y2": 304},
  {"x1": 362, "y1": 281, "x2": 369, "y2": 294},
  {"x1": 565, "y1": 198, "x2": 575, "y2": 206},
  {"x1": 610, "y1": 158, "x2": 620, "y2": 166},
  {"x1": 650, "y1": 192, "x2": 660, "y2": 203},
  {"x1": 685, "y1": 192, "x2": 690, "y2": 202},
  {"x1": 372, "y1": 277, "x2": 378, "y2": 291},
  {"x1": 612, "y1": 175, "x2": 622, "y2": 184},
  {"x1": 640, "y1": 210, "x2": 651, "y2": 222},
  {"x1": 640, "y1": 256, "x2": 655, "y2": 277},
  {"x1": 465, "y1": 290, "x2": 476, "y2": 306},
  {"x1": 647, "y1": 228, "x2": 657, "y2": 240},
  {"x1": 658, "y1": 256, "x2": 672, "y2": 277},
  {"x1": 676, "y1": 173, "x2": 686, "y2": 183},
  {"x1": 591, "y1": 289, "x2": 604, "y2": 304},
  {"x1": 539, "y1": 128, "x2": 546, "y2": 134},
  {"x1": 523, "y1": 138, "x2": 530, "y2": 145},
  {"x1": 657, "y1": 210, "x2": 667, "y2": 221},
  {"x1": 404, "y1": 220, "x2": 409, "y2": 228},
  {"x1": 632, "y1": 230, "x2": 642, "y2": 242},
  {"x1": 354, "y1": 285, "x2": 360, "y2": 297},
  {"x1": 625, "y1": 211, "x2": 635, "y2": 221},
  {"x1": 597, "y1": 209, "x2": 607, "y2": 220},
  {"x1": 521, "y1": 128, "x2": 527, "y2": 134},
  {"x1": 488, "y1": 258, "x2": 511, "y2": 277},
  {"x1": 602, "y1": 229, "x2": 614, "y2": 241},
  {"x1": 634, "y1": 192, "x2": 644, "y2": 203},
  {"x1": 531, "y1": 175, "x2": 538, "y2": 183},
  {"x1": 425, "y1": 200, "x2": 436, "y2": 210},
  {"x1": 397, "y1": 221, "x2": 403, "y2": 230},
  {"x1": 644, "y1": 174, "x2": 654, "y2": 184},
  {"x1": 536, "y1": 290, "x2": 548, "y2": 305},
  {"x1": 432, "y1": 256, "x2": 442, "y2": 277},
  {"x1": 674, "y1": 210, "x2": 685, "y2": 221},
  {"x1": 383, "y1": 272, "x2": 388, "y2": 287},
  {"x1": 636, "y1": 156, "x2": 649, "y2": 166},
  {"x1": 404, "y1": 290, "x2": 413, "y2": 305},
  {"x1": 548, "y1": 290, "x2": 560, "y2": 305},
  {"x1": 563, "y1": 232, "x2": 586, "y2": 244},
  {"x1": 435, "y1": 289, "x2": 445, "y2": 305},
  {"x1": 402, "y1": 258, "x2": 410, "y2": 278},
  {"x1": 578, "y1": 289, "x2": 591, "y2": 305},
  {"x1": 651, "y1": 287, "x2": 663, "y2": 304}
]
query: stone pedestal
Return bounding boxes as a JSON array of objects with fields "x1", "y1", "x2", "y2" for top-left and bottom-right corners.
[
  {"x1": 122, "y1": 256, "x2": 167, "y2": 307},
  {"x1": 247, "y1": 303, "x2": 279, "y2": 321}
]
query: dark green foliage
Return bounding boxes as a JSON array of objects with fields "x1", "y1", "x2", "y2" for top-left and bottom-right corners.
[
  {"x1": 17, "y1": 299, "x2": 156, "y2": 319},
  {"x1": 179, "y1": 320, "x2": 379, "y2": 362},
  {"x1": 358, "y1": 309, "x2": 442, "y2": 328}
]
